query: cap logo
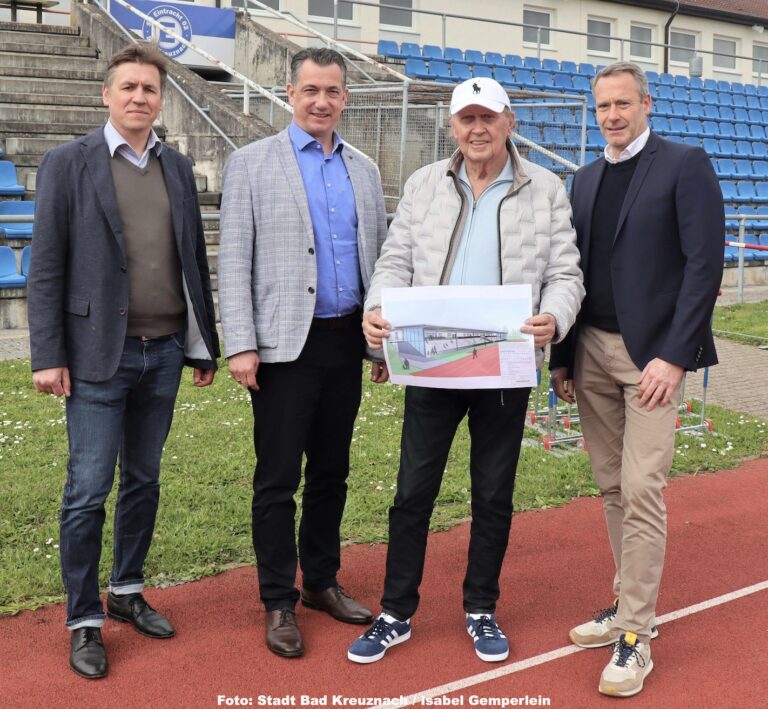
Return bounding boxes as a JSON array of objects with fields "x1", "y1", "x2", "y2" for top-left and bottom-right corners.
[{"x1": 472, "y1": 82, "x2": 481, "y2": 94}]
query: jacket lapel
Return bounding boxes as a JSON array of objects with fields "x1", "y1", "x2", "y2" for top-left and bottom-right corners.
[
  {"x1": 341, "y1": 147, "x2": 368, "y2": 279},
  {"x1": 613, "y1": 132, "x2": 658, "y2": 243},
  {"x1": 276, "y1": 129, "x2": 315, "y2": 242},
  {"x1": 81, "y1": 129, "x2": 126, "y2": 259},
  {"x1": 157, "y1": 149, "x2": 184, "y2": 253}
]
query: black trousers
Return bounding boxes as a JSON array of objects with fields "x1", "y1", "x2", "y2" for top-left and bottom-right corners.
[
  {"x1": 381, "y1": 385, "x2": 530, "y2": 619},
  {"x1": 250, "y1": 323, "x2": 364, "y2": 611}
]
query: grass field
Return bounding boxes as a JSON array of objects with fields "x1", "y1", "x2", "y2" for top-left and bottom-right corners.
[
  {"x1": 714, "y1": 301, "x2": 768, "y2": 345},
  {"x1": 1, "y1": 358, "x2": 766, "y2": 615}
]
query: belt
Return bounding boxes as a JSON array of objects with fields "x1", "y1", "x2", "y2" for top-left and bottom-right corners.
[
  {"x1": 127, "y1": 334, "x2": 175, "y2": 342},
  {"x1": 310, "y1": 311, "x2": 361, "y2": 331}
]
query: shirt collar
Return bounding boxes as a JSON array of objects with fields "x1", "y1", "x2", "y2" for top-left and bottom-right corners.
[
  {"x1": 103, "y1": 120, "x2": 162, "y2": 159},
  {"x1": 458, "y1": 155, "x2": 514, "y2": 186},
  {"x1": 288, "y1": 121, "x2": 344, "y2": 154},
  {"x1": 603, "y1": 127, "x2": 650, "y2": 164}
]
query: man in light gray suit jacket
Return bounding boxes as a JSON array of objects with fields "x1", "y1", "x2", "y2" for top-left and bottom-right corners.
[
  {"x1": 218, "y1": 47, "x2": 388, "y2": 658},
  {"x1": 28, "y1": 44, "x2": 219, "y2": 679}
]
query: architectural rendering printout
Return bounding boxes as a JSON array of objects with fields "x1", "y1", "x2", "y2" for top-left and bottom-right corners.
[{"x1": 381, "y1": 285, "x2": 537, "y2": 389}]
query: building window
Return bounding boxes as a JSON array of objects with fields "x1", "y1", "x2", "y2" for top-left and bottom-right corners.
[
  {"x1": 630, "y1": 24, "x2": 653, "y2": 59},
  {"x1": 713, "y1": 37, "x2": 737, "y2": 70},
  {"x1": 380, "y1": 0, "x2": 412, "y2": 27},
  {"x1": 587, "y1": 18, "x2": 612, "y2": 54},
  {"x1": 670, "y1": 30, "x2": 696, "y2": 63},
  {"x1": 308, "y1": 0, "x2": 353, "y2": 21},
  {"x1": 523, "y1": 7, "x2": 551, "y2": 46},
  {"x1": 232, "y1": 0, "x2": 279, "y2": 9},
  {"x1": 753, "y1": 43, "x2": 768, "y2": 75}
]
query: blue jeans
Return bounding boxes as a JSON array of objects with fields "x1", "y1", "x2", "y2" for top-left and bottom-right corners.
[{"x1": 61, "y1": 334, "x2": 185, "y2": 628}]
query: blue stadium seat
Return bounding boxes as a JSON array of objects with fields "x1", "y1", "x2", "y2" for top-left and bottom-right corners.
[
  {"x1": 655, "y1": 99, "x2": 673, "y2": 116},
  {"x1": 731, "y1": 82, "x2": 745, "y2": 94},
  {"x1": 659, "y1": 72, "x2": 674, "y2": 86},
  {"x1": 472, "y1": 65, "x2": 493, "y2": 79},
  {"x1": 422, "y1": 44, "x2": 443, "y2": 60},
  {"x1": 717, "y1": 80, "x2": 731, "y2": 92},
  {"x1": 756, "y1": 205, "x2": 768, "y2": 229},
  {"x1": 579, "y1": 62, "x2": 596, "y2": 76},
  {"x1": 735, "y1": 159, "x2": 755, "y2": 178},
  {"x1": 749, "y1": 109, "x2": 764, "y2": 124},
  {"x1": 744, "y1": 83, "x2": 758, "y2": 96},
  {"x1": 760, "y1": 97, "x2": 768, "y2": 110},
  {"x1": 0, "y1": 245, "x2": 25, "y2": 287},
  {"x1": 553, "y1": 73, "x2": 574, "y2": 90},
  {"x1": 517, "y1": 124, "x2": 542, "y2": 142},
  {"x1": 0, "y1": 161, "x2": 24, "y2": 196},
  {"x1": 657, "y1": 85, "x2": 674, "y2": 100},
  {"x1": 533, "y1": 107, "x2": 554, "y2": 123},
  {"x1": 586, "y1": 129, "x2": 604, "y2": 149},
  {"x1": 753, "y1": 142, "x2": 768, "y2": 158},
  {"x1": 21, "y1": 245, "x2": 30, "y2": 277},
  {"x1": 400, "y1": 42, "x2": 422, "y2": 59},
  {"x1": 672, "y1": 87, "x2": 689, "y2": 101},
  {"x1": 560, "y1": 60, "x2": 578, "y2": 74},
  {"x1": 734, "y1": 108, "x2": 751, "y2": 123},
  {"x1": 515, "y1": 69, "x2": 536, "y2": 88},
  {"x1": 720, "y1": 180, "x2": 738, "y2": 201},
  {"x1": 451, "y1": 64, "x2": 471, "y2": 81},
  {"x1": 736, "y1": 140, "x2": 754, "y2": 157},
  {"x1": 724, "y1": 244, "x2": 739, "y2": 262},
  {"x1": 745, "y1": 234, "x2": 762, "y2": 260},
  {"x1": 719, "y1": 106, "x2": 735, "y2": 122},
  {"x1": 553, "y1": 107, "x2": 574, "y2": 123},
  {"x1": 543, "y1": 126, "x2": 565, "y2": 146},
  {"x1": 686, "y1": 119, "x2": 705, "y2": 136},
  {"x1": 572, "y1": 75, "x2": 591, "y2": 92},
  {"x1": 752, "y1": 125, "x2": 766, "y2": 140},
  {"x1": 689, "y1": 88, "x2": 705, "y2": 103},
  {"x1": 646, "y1": 70, "x2": 659, "y2": 83},
  {"x1": 757, "y1": 86, "x2": 768, "y2": 98},
  {"x1": 733, "y1": 94, "x2": 747, "y2": 108},
  {"x1": 428, "y1": 61, "x2": 451, "y2": 81},
  {"x1": 682, "y1": 136, "x2": 702, "y2": 147},
  {"x1": 735, "y1": 123, "x2": 751, "y2": 139},
  {"x1": 746, "y1": 95, "x2": 762, "y2": 110},
  {"x1": 674, "y1": 74, "x2": 689, "y2": 87},
  {"x1": 736, "y1": 180, "x2": 757, "y2": 202},
  {"x1": 687, "y1": 103, "x2": 705, "y2": 119},
  {"x1": 651, "y1": 116, "x2": 670, "y2": 132},
  {"x1": 719, "y1": 122, "x2": 737, "y2": 139},
  {"x1": 377, "y1": 40, "x2": 402, "y2": 58},
  {"x1": 671, "y1": 102, "x2": 690, "y2": 118},
  {"x1": 715, "y1": 158, "x2": 735, "y2": 178},
  {"x1": 505, "y1": 54, "x2": 523, "y2": 68},
  {"x1": 465, "y1": 49, "x2": 484, "y2": 65},
  {"x1": 535, "y1": 72, "x2": 554, "y2": 89},
  {"x1": 703, "y1": 78, "x2": 718, "y2": 91},
  {"x1": 666, "y1": 134, "x2": 683, "y2": 143},
  {"x1": 0, "y1": 200, "x2": 34, "y2": 238},
  {"x1": 443, "y1": 47, "x2": 466, "y2": 64},
  {"x1": 755, "y1": 161, "x2": 768, "y2": 179},
  {"x1": 668, "y1": 117, "x2": 687, "y2": 134},
  {"x1": 703, "y1": 137, "x2": 721, "y2": 156},
  {"x1": 542, "y1": 58, "x2": 559, "y2": 72},
  {"x1": 702, "y1": 90, "x2": 718, "y2": 104},
  {"x1": 404, "y1": 58, "x2": 430, "y2": 79},
  {"x1": 485, "y1": 52, "x2": 504, "y2": 67},
  {"x1": 737, "y1": 205, "x2": 758, "y2": 230},
  {"x1": 702, "y1": 104, "x2": 720, "y2": 120},
  {"x1": 718, "y1": 92, "x2": 734, "y2": 107},
  {"x1": 494, "y1": 67, "x2": 515, "y2": 86},
  {"x1": 762, "y1": 110, "x2": 768, "y2": 123},
  {"x1": 757, "y1": 183, "x2": 768, "y2": 201},
  {"x1": 721, "y1": 139, "x2": 739, "y2": 157},
  {"x1": 524, "y1": 56, "x2": 542, "y2": 70}
]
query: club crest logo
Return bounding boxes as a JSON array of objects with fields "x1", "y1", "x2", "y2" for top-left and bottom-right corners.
[{"x1": 142, "y1": 5, "x2": 192, "y2": 59}]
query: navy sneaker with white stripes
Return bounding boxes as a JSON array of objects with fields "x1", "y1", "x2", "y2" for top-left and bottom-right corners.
[
  {"x1": 347, "y1": 613, "x2": 411, "y2": 664},
  {"x1": 466, "y1": 613, "x2": 509, "y2": 662}
]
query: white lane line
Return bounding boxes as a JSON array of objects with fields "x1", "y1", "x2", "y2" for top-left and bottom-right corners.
[{"x1": 382, "y1": 579, "x2": 768, "y2": 706}]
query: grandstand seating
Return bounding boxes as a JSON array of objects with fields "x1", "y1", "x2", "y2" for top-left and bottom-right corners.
[
  {"x1": 0, "y1": 161, "x2": 25, "y2": 196},
  {"x1": 0, "y1": 245, "x2": 25, "y2": 287},
  {"x1": 0, "y1": 201, "x2": 34, "y2": 239}
]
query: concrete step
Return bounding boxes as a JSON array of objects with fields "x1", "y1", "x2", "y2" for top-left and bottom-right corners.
[
  {"x1": 1, "y1": 120, "x2": 102, "y2": 135},
  {"x1": 0, "y1": 91, "x2": 103, "y2": 107},
  {"x1": 0, "y1": 40, "x2": 97, "y2": 57},
  {"x1": 0, "y1": 63, "x2": 103, "y2": 81},
  {"x1": 0, "y1": 27, "x2": 90, "y2": 47},
  {"x1": 0, "y1": 75, "x2": 102, "y2": 97},
  {"x1": 0, "y1": 20, "x2": 81, "y2": 36},
  {"x1": 3, "y1": 135, "x2": 89, "y2": 154},
  {"x1": 0, "y1": 102, "x2": 106, "y2": 124},
  {"x1": 0, "y1": 51, "x2": 104, "y2": 74}
]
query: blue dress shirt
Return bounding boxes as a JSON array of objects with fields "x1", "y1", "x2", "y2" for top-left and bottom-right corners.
[
  {"x1": 104, "y1": 120, "x2": 162, "y2": 168},
  {"x1": 288, "y1": 122, "x2": 361, "y2": 318}
]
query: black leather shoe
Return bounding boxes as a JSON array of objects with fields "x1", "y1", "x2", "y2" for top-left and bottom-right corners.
[
  {"x1": 301, "y1": 585, "x2": 373, "y2": 624},
  {"x1": 265, "y1": 609, "x2": 304, "y2": 657},
  {"x1": 107, "y1": 592, "x2": 175, "y2": 638},
  {"x1": 70, "y1": 627, "x2": 108, "y2": 679}
]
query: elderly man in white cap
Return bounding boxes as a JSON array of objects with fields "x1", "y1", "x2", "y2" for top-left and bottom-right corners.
[{"x1": 347, "y1": 77, "x2": 584, "y2": 664}]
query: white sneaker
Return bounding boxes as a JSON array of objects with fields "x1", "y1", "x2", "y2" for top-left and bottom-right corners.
[
  {"x1": 569, "y1": 600, "x2": 659, "y2": 648},
  {"x1": 598, "y1": 632, "x2": 653, "y2": 697}
]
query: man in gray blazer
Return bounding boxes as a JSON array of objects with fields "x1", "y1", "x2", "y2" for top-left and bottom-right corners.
[
  {"x1": 27, "y1": 44, "x2": 219, "y2": 679},
  {"x1": 218, "y1": 47, "x2": 388, "y2": 657}
]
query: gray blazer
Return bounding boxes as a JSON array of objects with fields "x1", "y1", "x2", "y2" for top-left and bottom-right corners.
[
  {"x1": 218, "y1": 127, "x2": 388, "y2": 362},
  {"x1": 28, "y1": 128, "x2": 220, "y2": 381}
]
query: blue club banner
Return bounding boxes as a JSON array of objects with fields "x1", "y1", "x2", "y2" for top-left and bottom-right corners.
[{"x1": 109, "y1": 0, "x2": 236, "y2": 68}]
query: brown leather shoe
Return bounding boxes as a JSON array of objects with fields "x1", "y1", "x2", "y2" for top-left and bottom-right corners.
[
  {"x1": 265, "y1": 609, "x2": 303, "y2": 657},
  {"x1": 301, "y1": 585, "x2": 374, "y2": 624}
]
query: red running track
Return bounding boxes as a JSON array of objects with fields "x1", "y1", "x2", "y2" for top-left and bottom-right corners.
[
  {"x1": 414, "y1": 345, "x2": 501, "y2": 378},
  {"x1": 2, "y1": 461, "x2": 767, "y2": 708}
]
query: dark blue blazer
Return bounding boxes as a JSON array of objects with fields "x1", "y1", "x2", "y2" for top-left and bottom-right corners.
[
  {"x1": 550, "y1": 132, "x2": 724, "y2": 374},
  {"x1": 28, "y1": 127, "x2": 220, "y2": 381}
]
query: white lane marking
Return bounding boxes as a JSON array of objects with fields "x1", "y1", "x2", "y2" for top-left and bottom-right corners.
[{"x1": 380, "y1": 579, "x2": 768, "y2": 706}]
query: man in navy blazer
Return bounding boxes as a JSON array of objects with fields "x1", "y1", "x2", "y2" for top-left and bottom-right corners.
[
  {"x1": 550, "y1": 61, "x2": 723, "y2": 697},
  {"x1": 27, "y1": 44, "x2": 219, "y2": 679}
]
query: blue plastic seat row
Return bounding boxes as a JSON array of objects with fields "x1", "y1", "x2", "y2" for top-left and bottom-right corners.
[
  {"x1": 0, "y1": 200, "x2": 34, "y2": 239},
  {"x1": 724, "y1": 205, "x2": 768, "y2": 231},
  {"x1": 720, "y1": 180, "x2": 768, "y2": 203},
  {"x1": 712, "y1": 159, "x2": 768, "y2": 179}
]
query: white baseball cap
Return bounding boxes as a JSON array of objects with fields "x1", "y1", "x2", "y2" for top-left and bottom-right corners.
[{"x1": 450, "y1": 77, "x2": 511, "y2": 115}]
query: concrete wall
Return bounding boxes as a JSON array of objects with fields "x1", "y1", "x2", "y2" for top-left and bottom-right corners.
[{"x1": 73, "y1": 1, "x2": 275, "y2": 192}]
